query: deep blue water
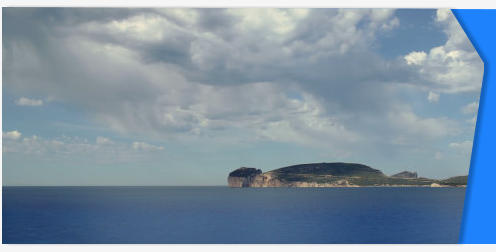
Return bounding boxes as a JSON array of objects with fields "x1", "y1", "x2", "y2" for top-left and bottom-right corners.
[{"x1": 3, "y1": 186, "x2": 465, "y2": 244}]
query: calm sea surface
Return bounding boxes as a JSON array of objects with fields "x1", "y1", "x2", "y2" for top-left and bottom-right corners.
[{"x1": 3, "y1": 186, "x2": 465, "y2": 244}]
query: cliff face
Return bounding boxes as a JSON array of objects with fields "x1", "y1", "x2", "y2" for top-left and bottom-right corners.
[
  {"x1": 228, "y1": 170, "x2": 358, "y2": 188},
  {"x1": 227, "y1": 167, "x2": 262, "y2": 187},
  {"x1": 227, "y1": 163, "x2": 468, "y2": 187},
  {"x1": 227, "y1": 163, "x2": 382, "y2": 188}
]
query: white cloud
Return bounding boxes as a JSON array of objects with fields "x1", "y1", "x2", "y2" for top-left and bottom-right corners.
[
  {"x1": 132, "y1": 142, "x2": 164, "y2": 151},
  {"x1": 3, "y1": 134, "x2": 165, "y2": 162},
  {"x1": 403, "y1": 9, "x2": 483, "y2": 94},
  {"x1": 4, "y1": 9, "x2": 399, "y2": 147},
  {"x1": 435, "y1": 152, "x2": 443, "y2": 160},
  {"x1": 15, "y1": 97, "x2": 43, "y2": 106},
  {"x1": 83, "y1": 13, "x2": 182, "y2": 43},
  {"x1": 427, "y1": 91, "x2": 440, "y2": 103},
  {"x1": 96, "y1": 136, "x2": 113, "y2": 145},
  {"x1": 461, "y1": 101, "x2": 479, "y2": 126},
  {"x1": 2, "y1": 8, "x2": 481, "y2": 169},
  {"x1": 449, "y1": 140, "x2": 473, "y2": 154},
  {"x1": 461, "y1": 101, "x2": 479, "y2": 114},
  {"x1": 3, "y1": 130, "x2": 22, "y2": 140},
  {"x1": 388, "y1": 107, "x2": 459, "y2": 141},
  {"x1": 467, "y1": 116, "x2": 477, "y2": 125},
  {"x1": 227, "y1": 8, "x2": 309, "y2": 36},
  {"x1": 404, "y1": 51, "x2": 427, "y2": 66},
  {"x1": 254, "y1": 93, "x2": 360, "y2": 151},
  {"x1": 436, "y1": 9, "x2": 451, "y2": 22}
]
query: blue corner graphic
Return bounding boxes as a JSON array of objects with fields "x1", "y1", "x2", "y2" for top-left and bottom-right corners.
[{"x1": 452, "y1": 9, "x2": 496, "y2": 244}]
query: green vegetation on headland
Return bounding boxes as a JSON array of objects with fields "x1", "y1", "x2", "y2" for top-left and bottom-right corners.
[
  {"x1": 227, "y1": 162, "x2": 468, "y2": 187},
  {"x1": 439, "y1": 175, "x2": 468, "y2": 186}
]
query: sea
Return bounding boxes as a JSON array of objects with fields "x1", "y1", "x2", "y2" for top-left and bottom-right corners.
[{"x1": 2, "y1": 186, "x2": 465, "y2": 244}]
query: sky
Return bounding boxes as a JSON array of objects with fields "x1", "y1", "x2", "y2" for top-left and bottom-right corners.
[{"x1": 2, "y1": 8, "x2": 483, "y2": 186}]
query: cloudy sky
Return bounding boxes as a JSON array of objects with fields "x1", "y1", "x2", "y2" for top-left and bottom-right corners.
[{"x1": 2, "y1": 8, "x2": 483, "y2": 185}]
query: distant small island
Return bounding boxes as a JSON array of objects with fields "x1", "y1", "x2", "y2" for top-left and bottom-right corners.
[{"x1": 227, "y1": 162, "x2": 467, "y2": 187}]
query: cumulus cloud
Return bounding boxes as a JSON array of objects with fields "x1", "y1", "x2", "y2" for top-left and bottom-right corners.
[
  {"x1": 15, "y1": 97, "x2": 43, "y2": 106},
  {"x1": 3, "y1": 130, "x2": 22, "y2": 140},
  {"x1": 405, "y1": 51, "x2": 427, "y2": 66},
  {"x1": 2, "y1": 8, "x2": 481, "y2": 165},
  {"x1": 403, "y1": 9, "x2": 483, "y2": 94},
  {"x1": 427, "y1": 91, "x2": 440, "y2": 103},
  {"x1": 436, "y1": 9, "x2": 452, "y2": 22}
]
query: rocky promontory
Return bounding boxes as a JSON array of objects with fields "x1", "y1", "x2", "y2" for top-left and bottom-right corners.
[
  {"x1": 227, "y1": 162, "x2": 467, "y2": 188},
  {"x1": 391, "y1": 171, "x2": 418, "y2": 179},
  {"x1": 227, "y1": 167, "x2": 262, "y2": 187}
]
